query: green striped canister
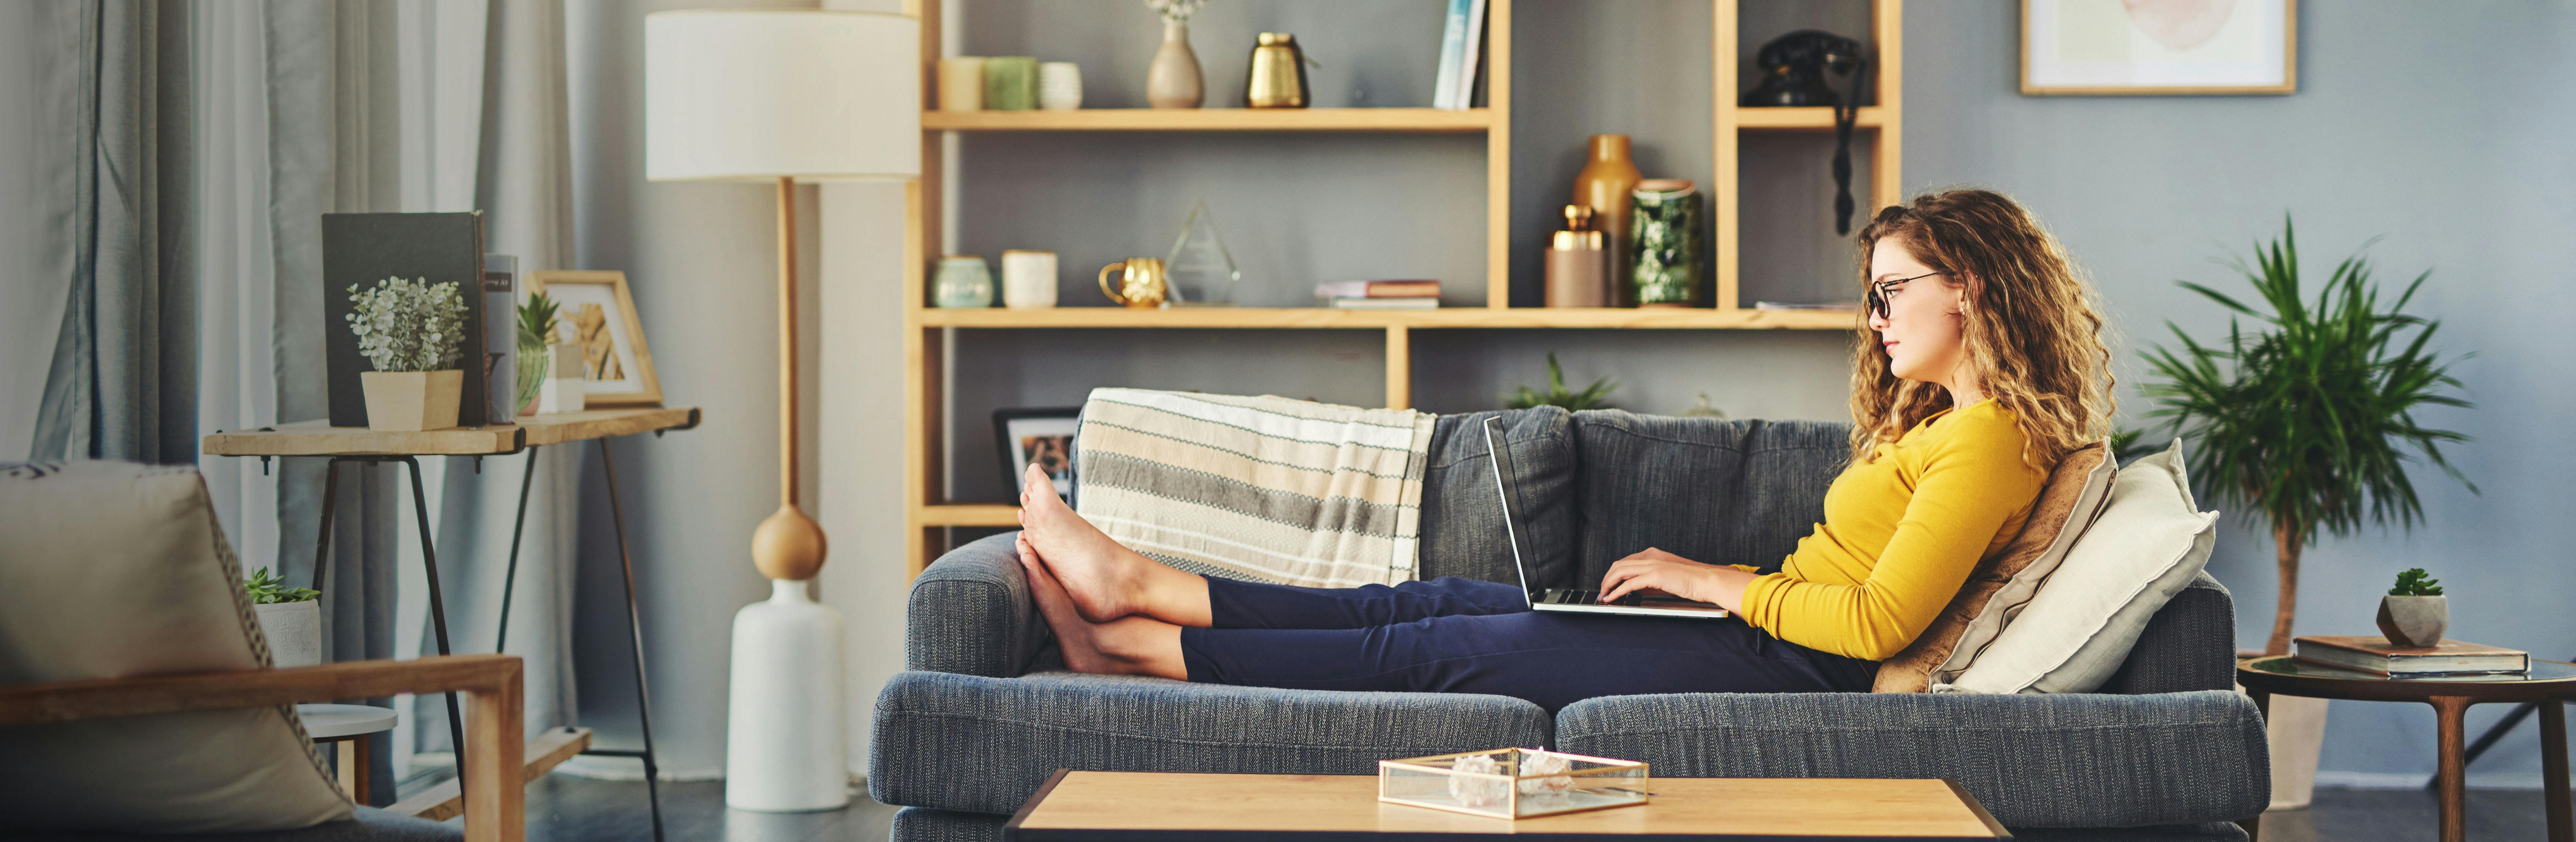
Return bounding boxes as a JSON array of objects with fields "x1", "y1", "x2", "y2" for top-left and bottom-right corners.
[{"x1": 1629, "y1": 181, "x2": 1703, "y2": 307}]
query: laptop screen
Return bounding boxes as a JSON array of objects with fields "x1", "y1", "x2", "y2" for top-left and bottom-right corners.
[{"x1": 1481, "y1": 416, "x2": 1541, "y2": 606}]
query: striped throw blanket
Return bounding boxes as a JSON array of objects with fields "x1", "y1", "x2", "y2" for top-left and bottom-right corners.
[{"x1": 1072, "y1": 388, "x2": 1438, "y2": 588}]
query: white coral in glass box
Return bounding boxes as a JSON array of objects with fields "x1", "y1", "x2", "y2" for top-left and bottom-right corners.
[{"x1": 345, "y1": 276, "x2": 466, "y2": 373}]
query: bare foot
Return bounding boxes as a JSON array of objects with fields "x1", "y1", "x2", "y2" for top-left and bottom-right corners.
[
  {"x1": 1018, "y1": 464, "x2": 1152, "y2": 622},
  {"x1": 1018, "y1": 534, "x2": 1181, "y2": 678}
]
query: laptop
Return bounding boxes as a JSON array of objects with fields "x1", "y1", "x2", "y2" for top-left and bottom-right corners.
[{"x1": 1484, "y1": 416, "x2": 1733, "y2": 619}]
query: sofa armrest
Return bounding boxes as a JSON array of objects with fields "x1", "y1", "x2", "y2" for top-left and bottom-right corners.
[
  {"x1": 906, "y1": 532, "x2": 1047, "y2": 678},
  {"x1": 2102, "y1": 573, "x2": 2237, "y2": 694},
  {"x1": 0, "y1": 655, "x2": 525, "y2": 842},
  {"x1": 1555, "y1": 689, "x2": 2267, "y2": 829}
]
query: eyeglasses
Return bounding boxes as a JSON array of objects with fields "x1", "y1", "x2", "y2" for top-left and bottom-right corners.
[{"x1": 1866, "y1": 272, "x2": 1941, "y2": 321}]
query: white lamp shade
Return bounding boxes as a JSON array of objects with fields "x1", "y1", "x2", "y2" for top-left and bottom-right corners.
[{"x1": 645, "y1": 9, "x2": 920, "y2": 182}]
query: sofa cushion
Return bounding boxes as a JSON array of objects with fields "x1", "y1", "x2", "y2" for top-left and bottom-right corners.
[
  {"x1": 2101, "y1": 573, "x2": 2238, "y2": 694},
  {"x1": 869, "y1": 670, "x2": 1552, "y2": 815},
  {"x1": 1875, "y1": 443, "x2": 2115, "y2": 692},
  {"x1": 1568, "y1": 413, "x2": 1850, "y2": 588},
  {"x1": 0, "y1": 462, "x2": 353, "y2": 834},
  {"x1": 891, "y1": 807, "x2": 1008, "y2": 842},
  {"x1": 1553, "y1": 689, "x2": 2268, "y2": 828},
  {"x1": 2011, "y1": 825, "x2": 2248, "y2": 842},
  {"x1": 1417, "y1": 408, "x2": 1575, "y2": 588},
  {"x1": 10, "y1": 808, "x2": 459, "y2": 842},
  {"x1": 1941, "y1": 442, "x2": 2217, "y2": 695}
]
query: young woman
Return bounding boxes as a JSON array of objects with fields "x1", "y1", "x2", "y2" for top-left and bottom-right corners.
[{"x1": 1009, "y1": 189, "x2": 2114, "y2": 711}]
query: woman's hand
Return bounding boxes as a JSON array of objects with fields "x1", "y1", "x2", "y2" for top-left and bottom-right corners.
[{"x1": 1597, "y1": 548, "x2": 1759, "y2": 612}]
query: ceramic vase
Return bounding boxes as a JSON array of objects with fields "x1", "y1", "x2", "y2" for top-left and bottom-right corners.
[
  {"x1": 253, "y1": 600, "x2": 323, "y2": 668},
  {"x1": 359, "y1": 370, "x2": 463, "y2": 432},
  {"x1": 724, "y1": 579, "x2": 848, "y2": 811},
  {"x1": 1038, "y1": 62, "x2": 1083, "y2": 110},
  {"x1": 982, "y1": 57, "x2": 1036, "y2": 111},
  {"x1": 2377, "y1": 595, "x2": 2449, "y2": 647},
  {"x1": 1572, "y1": 135, "x2": 1642, "y2": 307},
  {"x1": 936, "y1": 57, "x2": 985, "y2": 112},
  {"x1": 1630, "y1": 180, "x2": 1704, "y2": 308},
  {"x1": 1146, "y1": 20, "x2": 1203, "y2": 109},
  {"x1": 935, "y1": 256, "x2": 995, "y2": 308}
]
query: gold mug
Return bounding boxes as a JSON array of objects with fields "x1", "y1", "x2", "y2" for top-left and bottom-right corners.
[{"x1": 1098, "y1": 257, "x2": 1169, "y2": 308}]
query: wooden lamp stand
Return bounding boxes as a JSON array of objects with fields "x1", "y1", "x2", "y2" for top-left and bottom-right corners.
[{"x1": 750, "y1": 175, "x2": 828, "y2": 585}]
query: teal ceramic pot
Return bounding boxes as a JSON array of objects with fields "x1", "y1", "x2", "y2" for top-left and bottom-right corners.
[
  {"x1": 1629, "y1": 181, "x2": 1703, "y2": 307},
  {"x1": 934, "y1": 256, "x2": 994, "y2": 308}
]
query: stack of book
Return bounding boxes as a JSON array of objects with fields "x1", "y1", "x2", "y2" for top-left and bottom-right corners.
[
  {"x1": 2292, "y1": 636, "x2": 2530, "y2": 677},
  {"x1": 1316, "y1": 280, "x2": 1440, "y2": 310}
]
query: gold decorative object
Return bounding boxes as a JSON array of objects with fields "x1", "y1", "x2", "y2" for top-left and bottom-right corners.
[
  {"x1": 1244, "y1": 32, "x2": 1309, "y2": 109},
  {"x1": 1097, "y1": 257, "x2": 1169, "y2": 308}
]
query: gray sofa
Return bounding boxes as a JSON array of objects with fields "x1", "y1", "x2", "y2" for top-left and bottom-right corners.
[{"x1": 870, "y1": 408, "x2": 2269, "y2": 840}]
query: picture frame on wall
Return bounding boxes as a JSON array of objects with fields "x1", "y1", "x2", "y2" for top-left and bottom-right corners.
[
  {"x1": 995, "y1": 407, "x2": 1082, "y2": 503},
  {"x1": 526, "y1": 270, "x2": 662, "y2": 407},
  {"x1": 2022, "y1": 0, "x2": 2296, "y2": 96}
]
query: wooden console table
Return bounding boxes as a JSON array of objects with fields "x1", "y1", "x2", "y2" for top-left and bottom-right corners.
[{"x1": 204, "y1": 406, "x2": 699, "y2": 841}]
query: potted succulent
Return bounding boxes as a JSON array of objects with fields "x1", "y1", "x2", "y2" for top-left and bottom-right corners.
[
  {"x1": 2142, "y1": 216, "x2": 2476, "y2": 809},
  {"x1": 246, "y1": 567, "x2": 323, "y2": 668},
  {"x1": 346, "y1": 276, "x2": 469, "y2": 431},
  {"x1": 2379, "y1": 568, "x2": 2447, "y2": 647},
  {"x1": 514, "y1": 291, "x2": 561, "y2": 416}
]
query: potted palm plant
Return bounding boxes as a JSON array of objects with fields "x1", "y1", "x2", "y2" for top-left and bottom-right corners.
[
  {"x1": 245, "y1": 567, "x2": 324, "y2": 668},
  {"x1": 347, "y1": 276, "x2": 469, "y2": 431},
  {"x1": 2142, "y1": 216, "x2": 2476, "y2": 809}
]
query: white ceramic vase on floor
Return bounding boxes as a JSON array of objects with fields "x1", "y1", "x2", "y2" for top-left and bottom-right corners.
[
  {"x1": 725, "y1": 579, "x2": 849, "y2": 812},
  {"x1": 2265, "y1": 693, "x2": 2329, "y2": 810}
]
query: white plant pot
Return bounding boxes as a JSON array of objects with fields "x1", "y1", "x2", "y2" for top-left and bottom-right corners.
[
  {"x1": 359, "y1": 370, "x2": 463, "y2": 432},
  {"x1": 538, "y1": 344, "x2": 586, "y2": 414},
  {"x1": 2262, "y1": 692, "x2": 2329, "y2": 811},
  {"x1": 2377, "y1": 595, "x2": 2448, "y2": 648},
  {"x1": 253, "y1": 600, "x2": 324, "y2": 668}
]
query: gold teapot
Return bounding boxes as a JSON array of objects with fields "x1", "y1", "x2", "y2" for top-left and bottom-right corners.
[
  {"x1": 1244, "y1": 33, "x2": 1310, "y2": 109},
  {"x1": 1098, "y1": 257, "x2": 1169, "y2": 308}
]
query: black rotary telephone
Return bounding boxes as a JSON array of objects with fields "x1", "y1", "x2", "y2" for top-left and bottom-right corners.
[{"x1": 1743, "y1": 30, "x2": 1869, "y2": 235}]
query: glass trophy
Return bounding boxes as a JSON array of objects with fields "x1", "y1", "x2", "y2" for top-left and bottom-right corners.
[{"x1": 1163, "y1": 200, "x2": 1241, "y2": 306}]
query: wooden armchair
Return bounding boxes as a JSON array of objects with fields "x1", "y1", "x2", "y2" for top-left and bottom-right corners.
[{"x1": 0, "y1": 655, "x2": 525, "y2": 842}]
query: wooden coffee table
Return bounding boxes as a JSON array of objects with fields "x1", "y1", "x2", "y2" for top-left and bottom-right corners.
[{"x1": 1003, "y1": 770, "x2": 2009, "y2": 840}]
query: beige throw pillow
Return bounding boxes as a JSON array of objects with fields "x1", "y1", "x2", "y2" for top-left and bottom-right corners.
[
  {"x1": 1935, "y1": 441, "x2": 2219, "y2": 695},
  {"x1": 0, "y1": 462, "x2": 352, "y2": 833},
  {"x1": 1873, "y1": 443, "x2": 2115, "y2": 693}
]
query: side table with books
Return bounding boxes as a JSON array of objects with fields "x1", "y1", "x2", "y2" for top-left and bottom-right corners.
[{"x1": 2239, "y1": 637, "x2": 2576, "y2": 842}]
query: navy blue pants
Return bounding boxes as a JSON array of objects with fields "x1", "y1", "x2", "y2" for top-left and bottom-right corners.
[{"x1": 1177, "y1": 576, "x2": 1879, "y2": 712}]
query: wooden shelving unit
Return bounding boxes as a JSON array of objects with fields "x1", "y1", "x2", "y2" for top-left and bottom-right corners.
[{"x1": 898, "y1": 0, "x2": 1903, "y2": 575}]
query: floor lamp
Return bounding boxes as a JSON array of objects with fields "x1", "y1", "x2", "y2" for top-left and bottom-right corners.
[{"x1": 643, "y1": 8, "x2": 919, "y2": 812}]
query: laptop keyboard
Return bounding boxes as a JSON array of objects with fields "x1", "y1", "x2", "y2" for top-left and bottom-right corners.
[{"x1": 1541, "y1": 589, "x2": 1640, "y2": 607}]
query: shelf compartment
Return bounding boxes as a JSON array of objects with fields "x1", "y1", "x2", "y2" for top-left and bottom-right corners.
[
  {"x1": 922, "y1": 107, "x2": 1494, "y2": 133},
  {"x1": 918, "y1": 504, "x2": 1022, "y2": 528},
  {"x1": 1732, "y1": 106, "x2": 1888, "y2": 131},
  {"x1": 914, "y1": 306, "x2": 1857, "y2": 331}
]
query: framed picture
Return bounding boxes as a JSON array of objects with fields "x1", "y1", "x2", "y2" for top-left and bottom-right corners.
[
  {"x1": 2022, "y1": 0, "x2": 2295, "y2": 96},
  {"x1": 526, "y1": 270, "x2": 662, "y2": 407},
  {"x1": 995, "y1": 407, "x2": 1082, "y2": 502}
]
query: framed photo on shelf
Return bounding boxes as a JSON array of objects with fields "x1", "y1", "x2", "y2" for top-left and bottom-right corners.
[
  {"x1": 2022, "y1": 0, "x2": 2295, "y2": 96},
  {"x1": 995, "y1": 407, "x2": 1082, "y2": 502},
  {"x1": 526, "y1": 270, "x2": 662, "y2": 407}
]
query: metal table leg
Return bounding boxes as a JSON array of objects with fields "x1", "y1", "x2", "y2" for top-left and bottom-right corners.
[
  {"x1": 399, "y1": 456, "x2": 471, "y2": 806},
  {"x1": 594, "y1": 438, "x2": 666, "y2": 842},
  {"x1": 492, "y1": 446, "x2": 543, "y2": 652}
]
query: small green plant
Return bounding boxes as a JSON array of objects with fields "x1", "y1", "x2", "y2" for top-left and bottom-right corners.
[
  {"x1": 2388, "y1": 568, "x2": 2443, "y2": 597},
  {"x1": 514, "y1": 292, "x2": 563, "y2": 412},
  {"x1": 2109, "y1": 428, "x2": 2166, "y2": 465},
  {"x1": 244, "y1": 567, "x2": 320, "y2": 604},
  {"x1": 346, "y1": 276, "x2": 466, "y2": 372},
  {"x1": 1503, "y1": 352, "x2": 1616, "y2": 411}
]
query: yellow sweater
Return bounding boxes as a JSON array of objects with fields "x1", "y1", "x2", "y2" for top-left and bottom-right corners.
[{"x1": 1736, "y1": 401, "x2": 2051, "y2": 661}]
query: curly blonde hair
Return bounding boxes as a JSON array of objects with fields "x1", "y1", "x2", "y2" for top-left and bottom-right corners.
[{"x1": 1848, "y1": 189, "x2": 2115, "y2": 469}]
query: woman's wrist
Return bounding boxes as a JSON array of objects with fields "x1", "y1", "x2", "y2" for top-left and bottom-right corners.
[{"x1": 1698, "y1": 565, "x2": 1758, "y2": 613}]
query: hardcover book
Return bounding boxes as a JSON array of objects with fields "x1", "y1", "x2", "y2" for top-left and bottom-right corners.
[
  {"x1": 1315, "y1": 280, "x2": 1441, "y2": 299},
  {"x1": 2292, "y1": 635, "x2": 2529, "y2": 676},
  {"x1": 322, "y1": 212, "x2": 489, "y2": 428}
]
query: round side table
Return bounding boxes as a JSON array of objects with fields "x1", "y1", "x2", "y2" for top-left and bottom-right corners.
[
  {"x1": 2237, "y1": 656, "x2": 2576, "y2": 842},
  {"x1": 297, "y1": 704, "x2": 399, "y2": 804}
]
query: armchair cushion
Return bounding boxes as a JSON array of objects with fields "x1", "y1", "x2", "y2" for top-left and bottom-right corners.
[
  {"x1": 869, "y1": 670, "x2": 1550, "y2": 815},
  {"x1": 10, "y1": 808, "x2": 457, "y2": 842},
  {"x1": 0, "y1": 462, "x2": 351, "y2": 834},
  {"x1": 1552, "y1": 689, "x2": 2268, "y2": 828}
]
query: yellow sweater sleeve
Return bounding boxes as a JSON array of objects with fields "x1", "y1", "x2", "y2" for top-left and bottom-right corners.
[{"x1": 1740, "y1": 416, "x2": 2045, "y2": 661}]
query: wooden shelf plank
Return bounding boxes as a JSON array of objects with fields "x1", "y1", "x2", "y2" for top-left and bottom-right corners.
[
  {"x1": 921, "y1": 504, "x2": 1022, "y2": 527},
  {"x1": 915, "y1": 306, "x2": 1858, "y2": 331},
  {"x1": 921, "y1": 107, "x2": 1493, "y2": 133},
  {"x1": 1734, "y1": 106, "x2": 1888, "y2": 130},
  {"x1": 201, "y1": 407, "x2": 701, "y2": 457}
]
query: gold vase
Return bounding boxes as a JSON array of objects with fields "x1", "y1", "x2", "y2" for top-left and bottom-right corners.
[
  {"x1": 1245, "y1": 33, "x2": 1308, "y2": 109},
  {"x1": 1572, "y1": 135, "x2": 1642, "y2": 307}
]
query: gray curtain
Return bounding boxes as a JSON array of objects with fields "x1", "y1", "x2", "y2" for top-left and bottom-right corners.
[
  {"x1": 30, "y1": 0, "x2": 196, "y2": 465},
  {"x1": 262, "y1": 0, "x2": 409, "y2": 806}
]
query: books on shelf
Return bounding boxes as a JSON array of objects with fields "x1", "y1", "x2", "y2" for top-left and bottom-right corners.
[
  {"x1": 2292, "y1": 636, "x2": 2529, "y2": 676},
  {"x1": 1329, "y1": 297, "x2": 1440, "y2": 310},
  {"x1": 1754, "y1": 301, "x2": 1861, "y2": 312},
  {"x1": 1431, "y1": 0, "x2": 1489, "y2": 110},
  {"x1": 1315, "y1": 280, "x2": 1441, "y2": 299}
]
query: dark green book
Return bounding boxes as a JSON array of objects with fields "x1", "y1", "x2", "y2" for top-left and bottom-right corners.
[{"x1": 321, "y1": 212, "x2": 488, "y2": 428}]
